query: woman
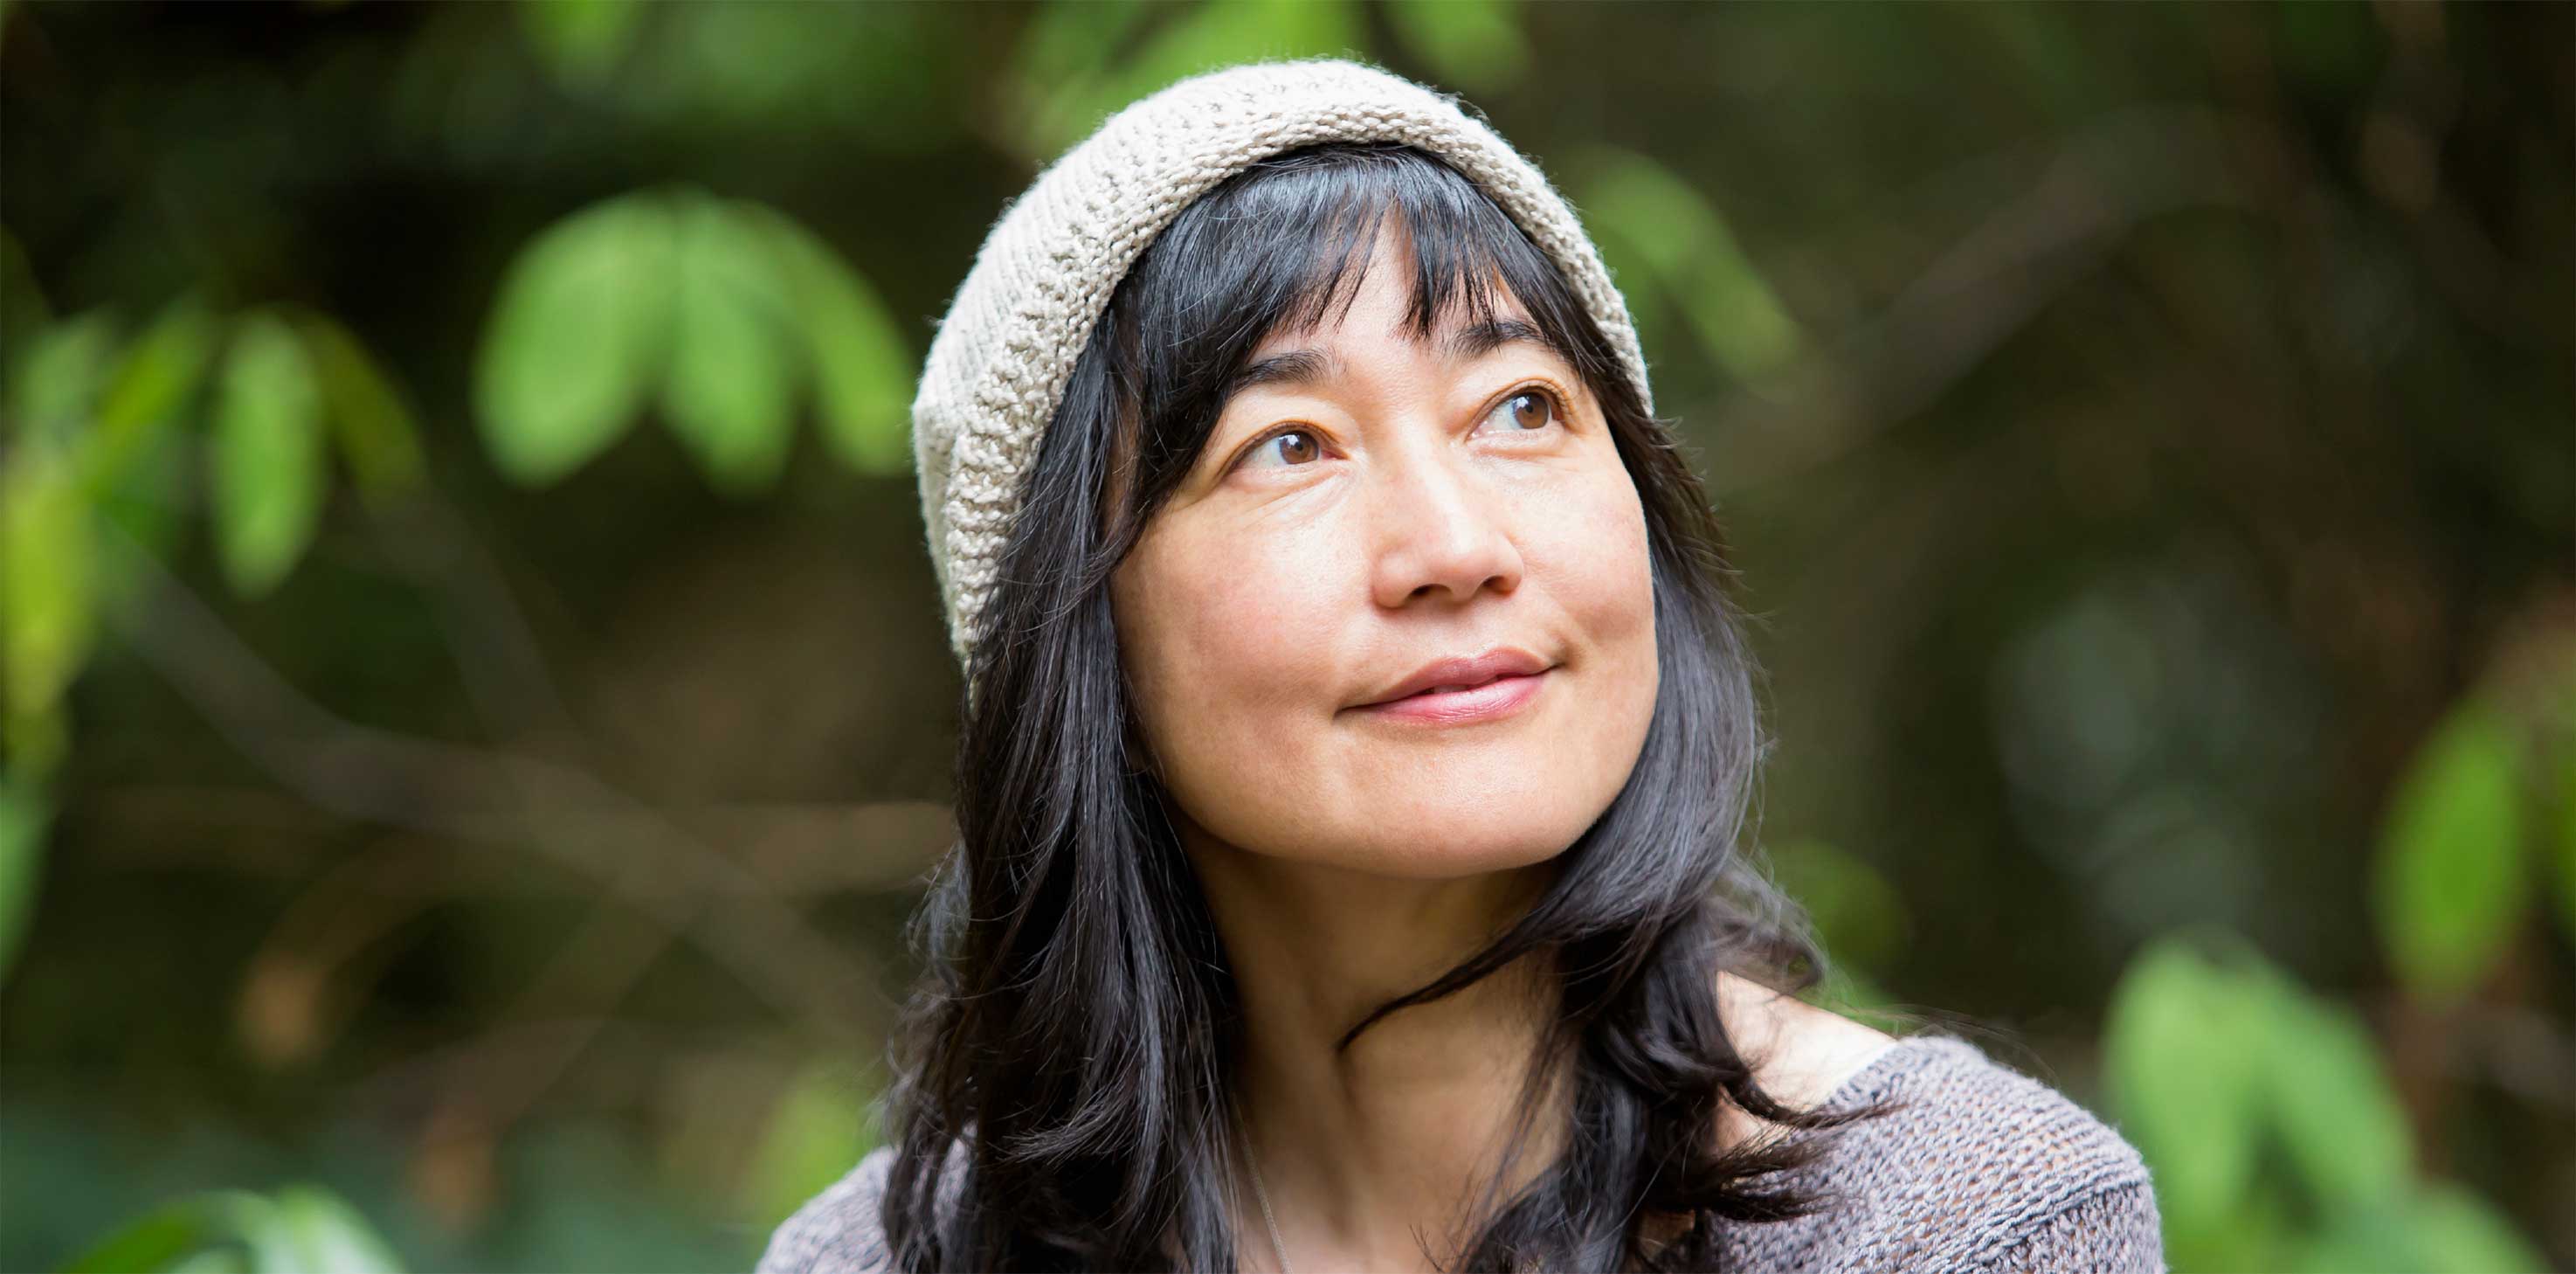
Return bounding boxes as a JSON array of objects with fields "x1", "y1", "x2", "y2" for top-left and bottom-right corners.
[{"x1": 760, "y1": 58, "x2": 2162, "y2": 1273}]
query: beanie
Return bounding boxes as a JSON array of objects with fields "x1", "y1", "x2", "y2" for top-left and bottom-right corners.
[{"x1": 911, "y1": 56, "x2": 1657, "y2": 671}]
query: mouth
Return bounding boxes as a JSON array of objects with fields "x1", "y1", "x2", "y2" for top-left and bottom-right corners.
[
  {"x1": 1387, "y1": 672, "x2": 1528, "y2": 699},
  {"x1": 1354, "y1": 647, "x2": 1552, "y2": 706},
  {"x1": 1351, "y1": 669, "x2": 1550, "y2": 724}
]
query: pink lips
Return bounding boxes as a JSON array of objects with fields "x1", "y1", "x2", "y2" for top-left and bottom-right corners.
[{"x1": 1354, "y1": 669, "x2": 1549, "y2": 724}]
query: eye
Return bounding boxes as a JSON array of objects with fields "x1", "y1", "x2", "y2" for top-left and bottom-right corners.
[
  {"x1": 1241, "y1": 427, "x2": 1324, "y2": 470},
  {"x1": 1482, "y1": 385, "x2": 1565, "y2": 433}
]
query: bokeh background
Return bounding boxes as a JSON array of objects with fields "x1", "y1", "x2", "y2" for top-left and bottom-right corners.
[{"x1": 4, "y1": 2, "x2": 2571, "y2": 1271}]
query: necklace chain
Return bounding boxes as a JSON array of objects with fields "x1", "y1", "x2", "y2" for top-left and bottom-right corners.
[{"x1": 1231, "y1": 1102, "x2": 1295, "y2": 1274}]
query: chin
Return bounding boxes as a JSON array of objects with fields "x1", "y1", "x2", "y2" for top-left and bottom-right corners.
[{"x1": 1351, "y1": 834, "x2": 1576, "y2": 882}]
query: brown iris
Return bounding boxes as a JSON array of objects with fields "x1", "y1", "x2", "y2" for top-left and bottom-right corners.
[{"x1": 1505, "y1": 390, "x2": 1551, "y2": 430}]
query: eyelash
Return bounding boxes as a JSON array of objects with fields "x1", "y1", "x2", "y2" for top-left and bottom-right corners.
[{"x1": 1232, "y1": 382, "x2": 1573, "y2": 473}]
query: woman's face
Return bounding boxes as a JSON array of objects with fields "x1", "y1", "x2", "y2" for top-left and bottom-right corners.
[{"x1": 1108, "y1": 233, "x2": 1660, "y2": 878}]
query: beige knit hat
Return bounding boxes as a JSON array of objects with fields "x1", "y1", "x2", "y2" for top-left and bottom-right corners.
[{"x1": 913, "y1": 56, "x2": 1657, "y2": 669}]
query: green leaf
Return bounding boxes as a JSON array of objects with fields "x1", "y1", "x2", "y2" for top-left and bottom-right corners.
[
  {"x1": 1, "y1": 441, "x2": 93, "y2": 775},
  {"x1": 165, "y1": 1250, "x2": 253, "y2": 1274},
  {"x1": 211, "y1": 312, "x2": 328, "y2": 598},
  {"x1": 1576, "y1": 147, "x2": 1805, "y2": 381},
  {"x1": 2545, "y1": 656, "x2": 2576, "y2": 944},
  {"x1": 288, "y1": 313, "x2": 425, "y2": 506},
  {"x1": 0, "y1": 774, "x2": 47, "y2": 986},
  {"x1": 89, "y1": 418, "x2": 194, "y2": 619},
  {"x1": 63, "y1": 1190, "x2": 265, "y2": 1274},
  {"x1": 474, "y1": 194, "x2": 674, "y2": 486},
  {"x1": 2248, "y1": 966, "x2": 2413, "y2": 1210},
  {"x1": 262, "y1": 1185, "x2": 409, "y2": 1273},
  {"x1": 83, "y1": 297, "x2": 218, "y2": 608},
  {"x1": 233, "y1": 1193, "x2": 308, "y2": 1274},
  {"x1": 85, "y1": 295, "x2": 218, "y2": 495},
  {"x1": 2290, "y1": 1209, "x2": 2409, "y2": 1274},
  {"x1": 2192, "y1": 1174, "x2": 2300, "y2": 1274},
  {"x1": 742, "y1": 205, "x2": 915, "y2": 476},
  {"x1": 2100, "y1": 936, "x2": 2262, "y2": 1245},
  {"x1": 1384, "y1": 0, "x2": 1530, "y2": 93},
  {"x1": 2407, "y1": 1181, "x2": 2550, "y2": 1273},
  {"x1": 63, "y1": 1205, "x2": 218, "y2": 1273},
  {"x1": 9, "y1": 309, "x2": 118, "y2": 447},
  {"x1": 742, "y1": 1062, "x2": 880, "y2": 1229},
  {"x1": 2372, "y1": 701, "x2": 2528, "y2": 1004},
  {"x1": 2294, "y1": 1181, "x2": 2548, "y2": 1274},
  {"x1": 64, "y1": 1186, "x2": 404, "y2": 1274},
  {"x1": 662, "y1": 194, "x2": 800, "y2": 496}
]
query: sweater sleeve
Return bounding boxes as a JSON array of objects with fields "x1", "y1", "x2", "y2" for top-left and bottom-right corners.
[
  {"x1": 1973, "y1": 1180, "x2": 2165, "y2": 1274},
  {"x1": 1723, "y1": 1033, "x2": 2170, "y2": 1273}
]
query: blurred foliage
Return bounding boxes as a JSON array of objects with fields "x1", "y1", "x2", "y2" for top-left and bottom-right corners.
[
  {"x1": 1578, "y1": 144, "x2": 1806, "y2": 386},
  {"x1": 66, "y1": 1184, "x2": 405, "y2": 1274},
  {"x1": 739, "y1": 1060, "x2": 882, "y2": 1235},
  {"x1": 2099, "y1": 642, "x2": 2574, "y2": 1271},
  {"x1": 2, "y1": 0, "x2": 2569, "y2": 1271},
  {"x1": 1005, "y1": 0, "x2": 1364, "y2": 160},
  {"x1": 2105, "y1": 933, "x2": 2548, "y2": 1273},
  {"x1": 2374, "y1": 696, "x2": 2542, "y2": 1007},
  {"x1": 473, "y1": 188, "x2": 911, "y2": 493}
]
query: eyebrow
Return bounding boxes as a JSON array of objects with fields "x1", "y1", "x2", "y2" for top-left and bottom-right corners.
[{"x1": 1221, "y1": 318, "x2": 1569, "y2": 403}]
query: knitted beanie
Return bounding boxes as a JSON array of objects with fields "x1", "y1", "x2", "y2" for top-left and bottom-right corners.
[{"x1": 912, "y1": 55, "x2": 1656, "y2": 670}]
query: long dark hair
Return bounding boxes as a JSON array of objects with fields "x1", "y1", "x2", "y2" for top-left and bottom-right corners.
[{"x1": 880, "y1": 141, "x2": 1906, "y2": 1272}]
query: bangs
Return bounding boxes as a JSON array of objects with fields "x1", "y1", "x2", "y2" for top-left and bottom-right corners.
[
  {"x1": 1212, "y1": 146, "x2": 1561, "y2": 360},
  {"x1": 1098, "y1": 142, "x2": 1625, "y2": 523}
]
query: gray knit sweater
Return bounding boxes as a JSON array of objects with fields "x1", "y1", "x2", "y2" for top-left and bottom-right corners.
[{"x1": 754, "y1": 1031, "x2": 2165, "y2": 1273}]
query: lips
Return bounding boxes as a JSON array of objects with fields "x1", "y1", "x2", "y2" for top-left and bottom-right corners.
[
  {"x1": 1357, "y1": 671, "x2": 1548, "y2": 725},
  {"x1": 1353, "y1": 647, "x2": 1554, "y2": 709}
]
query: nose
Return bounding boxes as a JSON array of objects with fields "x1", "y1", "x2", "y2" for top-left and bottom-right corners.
[{"x1": 1366, "y1": 440, "x2": 1524, "y2": 610}]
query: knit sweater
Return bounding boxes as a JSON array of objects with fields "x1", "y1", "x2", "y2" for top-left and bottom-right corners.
[{"x1": 753, "y1": 1030, "x2": 2165, "y2": 1273}]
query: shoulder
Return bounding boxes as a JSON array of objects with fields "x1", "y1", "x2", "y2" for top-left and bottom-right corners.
[
  {"x1": 1716, "y1": 971, "x2": 1904, "y2": 1116},
  {"x1": 756, "y1": 1146, "x2": 900, "y2": 1274},
  {"x1": 1724, "y1": 1031, "x2": 2165, "y2": 1272}
]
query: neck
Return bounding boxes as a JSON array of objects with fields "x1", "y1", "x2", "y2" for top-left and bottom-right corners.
[{"x1": 1184, "y1": 821, "x2": 1568, "y2": 1272}]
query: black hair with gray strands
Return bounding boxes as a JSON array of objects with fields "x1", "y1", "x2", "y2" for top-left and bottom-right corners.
[{"x1": 875, "y1": 141, "x2": 1909, "y2": 1272}]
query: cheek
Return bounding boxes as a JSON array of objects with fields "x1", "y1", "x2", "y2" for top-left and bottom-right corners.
[
  {"x1": 1531, "y1": 465, "x2": 1658, "y2": 708},
  {"x1": 1112, "y1": 523, "x2": 1344, "y2": 773},
  {"x1": 1498, "y1": 465, "x2": 1661, "y2": 870}
]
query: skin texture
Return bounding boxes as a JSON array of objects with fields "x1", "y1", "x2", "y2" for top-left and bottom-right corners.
[{"x1": 1109, "y1": 222, "x2": 1890, "y2": 1271}]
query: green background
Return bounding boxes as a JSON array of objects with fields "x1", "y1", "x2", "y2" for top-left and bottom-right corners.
[{"x1": 3, "y1": 2, "x2": 2570, "y2": 1270}]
